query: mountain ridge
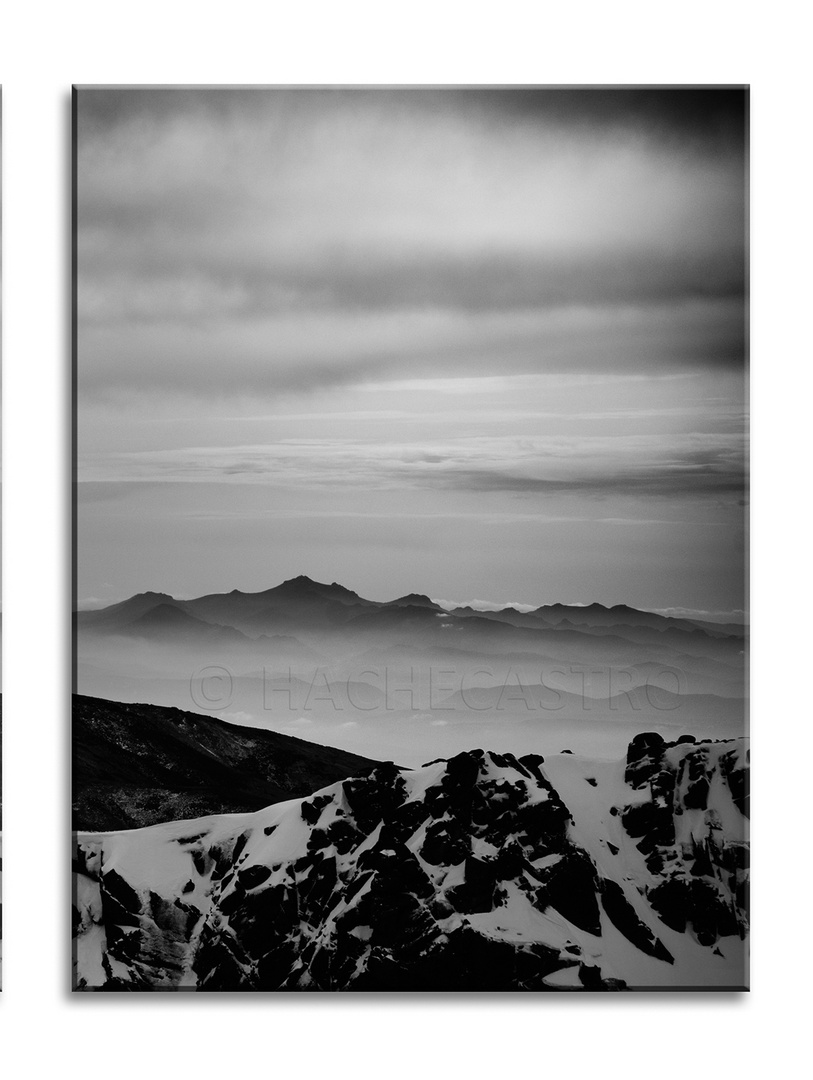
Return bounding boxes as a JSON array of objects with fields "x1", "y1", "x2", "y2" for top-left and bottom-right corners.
[
  {"x1": 74, "y1": 732, "x2": 749, "y2": 991},
  {"x1": 78, "y1": 575, "x2": 743, "y2": 635},
  {"x1": 73, "y1": 694, "x2": 380, "y2": 831}
]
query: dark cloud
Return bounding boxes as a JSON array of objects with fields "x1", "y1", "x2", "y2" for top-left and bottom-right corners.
[
  {"x1": 81, "y1": 429, "x2": 746, "y2": 506},
  {"x1": 479, "y1": 87, "x2": 746, "y2": 147},
  {"x1": 77, "y1": 297, "x2": 745, "y2": 404},
  {"x1": 77, "y1": 85, "x2": 747, "y2": 149},
  {"x1": 79, "y1": 250, "x2": 745, "y2": 321},
  {"x1": 426, "y1": 463, "x2": 745, "y2": 500},
  {"x1": 76, "y1": 85, "x2": 747, "y2": 403},
  {"x1": 396, "y1": 440, "x2": 747, "y2": 501}
]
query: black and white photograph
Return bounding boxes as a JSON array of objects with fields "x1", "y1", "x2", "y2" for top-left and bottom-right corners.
[{"x1": 73, "y1": 85, "x2": 748, "y2": 991}]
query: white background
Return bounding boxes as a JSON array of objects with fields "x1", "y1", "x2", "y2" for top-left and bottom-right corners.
[{"x1": 0, "y1": 2, "x2": 808, "y2": 1077}]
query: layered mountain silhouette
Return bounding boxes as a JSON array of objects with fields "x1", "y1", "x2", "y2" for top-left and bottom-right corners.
[
  {"x1": 73, "y1": 732, "x2": 748, "y2": 991},
  {"x1": 78, "y1": 576, "x2": 439, "y2": 640},
  {"x1": 76, "y1": 576, "x2": 747, "y2": 693},
  {"x1": 78, "y1": 575, "x2": 745, "y2": 643},
  {"x1": 76, "y1": 576, "x2": 747, "y2": 767}
]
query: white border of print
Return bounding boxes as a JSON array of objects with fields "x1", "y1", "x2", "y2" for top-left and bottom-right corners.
[{"x1": 1, "y1": 2, "x2": 806, "y2": 1079}]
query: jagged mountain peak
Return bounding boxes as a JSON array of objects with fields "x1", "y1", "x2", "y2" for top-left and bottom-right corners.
[
  {"x1": 388, "y1": 592, "x2": 440, "y2": 609},
  {"x1": 74, "y1": 736, "x2": 748, "y2": 991},
  {"x1": 269, "y1": 575, "x2": 362, "y2": 600},
  {"x1": 109, "y1": 589, "x2": 177, "y2": 610}
]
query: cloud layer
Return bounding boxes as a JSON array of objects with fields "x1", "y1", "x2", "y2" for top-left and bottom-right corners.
[
  {"x1": 76, "y1": 88, "x2": 747, "y2": 613},
  {"x1": 77, "y1": 88, "x2": 746, "y2": 403},
  {"x1": 80, "y1": 430, "x2": 746, "y2": 502}
]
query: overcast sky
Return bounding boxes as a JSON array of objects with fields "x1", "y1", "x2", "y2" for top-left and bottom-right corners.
[{"x1": 76, "y1": 87, "x2": 747, "y2": 615}]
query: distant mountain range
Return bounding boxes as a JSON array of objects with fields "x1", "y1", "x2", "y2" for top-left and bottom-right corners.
[
  {"x1": 74, "y1": 731, "x2": 749, "y2": 991},
  {"x1": 79, "y1": 576, "x2": 747, "y2": 639},
  {"x1": 76, "y1": 575, "x2": 747, "y2": 684},
  {"x1": 75, "y1": 576, "x2": 747, "y2": 767}
]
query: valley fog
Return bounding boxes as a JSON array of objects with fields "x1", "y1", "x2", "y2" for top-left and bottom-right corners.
[{"x1": 76, "y1": 577, "x2": 746, "y2": 767}]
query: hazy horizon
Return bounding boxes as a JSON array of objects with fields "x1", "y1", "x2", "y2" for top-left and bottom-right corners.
[
  {"x1": 74, "y1": 571, "x2": 748, "y2": 625},
  {"x1": 77, "y1": 87, "x2": 747, "y2": 614}
]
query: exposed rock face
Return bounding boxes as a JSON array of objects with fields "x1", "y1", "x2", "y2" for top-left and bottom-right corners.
[
  {"x1": 621, "y1": 734, "x2": 749, "y2": 946},
  {"x1": 73, "y1": 737, "x2": 748, "y2": 991}
]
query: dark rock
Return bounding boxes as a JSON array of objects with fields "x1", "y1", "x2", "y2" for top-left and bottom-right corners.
[
  {"x1": 600, "y1": 879, "x2": 673, "y2": 964},
  {"x1": 301, "y1": 793, "x2": 333, "y2": 825},
  {"x1": 719, "y1": 747, "x2": 749, "y2": 818},
  {"x1": 624, "y1": 732, "x2": 666, "y2": 789},
  {"x1": 100, "y1": 868, "x2": 142, "y2": 928},
  {"x1": 239, "y1": 864, "x2": 273, "y2": 891},
  {"x1": 537, "y1": 851, "x2": 601, "y2": 935},
  {"x1": 74, "y1": 734, "x2": 749, "y2": 992}
]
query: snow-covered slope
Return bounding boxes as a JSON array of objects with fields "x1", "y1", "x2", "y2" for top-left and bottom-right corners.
[{"x1": 73, "y1": 734, "x2": 748, "y2": 991}]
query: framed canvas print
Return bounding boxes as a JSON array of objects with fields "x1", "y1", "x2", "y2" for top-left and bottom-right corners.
[{"x1": 72, "y1": 86, "x2": 748, "y2": 992}]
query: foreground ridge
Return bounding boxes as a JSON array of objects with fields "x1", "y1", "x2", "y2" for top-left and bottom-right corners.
[
  {"x1": 72, "y1": 694, "x2": 380, "y2": 830},
  {"x1": 73, "y1": 734, "x2": 748, "y2": 991}
]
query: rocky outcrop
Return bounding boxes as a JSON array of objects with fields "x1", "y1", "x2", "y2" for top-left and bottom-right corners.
[
  {"x1": 620, "y1": 733, "x2": 749, "y2": 946},
  {"x1": 74, "y1": 737, "x2": 749, "y2": 991}
]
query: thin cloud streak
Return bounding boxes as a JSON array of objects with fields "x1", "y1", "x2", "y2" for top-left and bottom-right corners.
[{"x1": 79, "y1": 430, "x2": 746, "y2": 503}]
